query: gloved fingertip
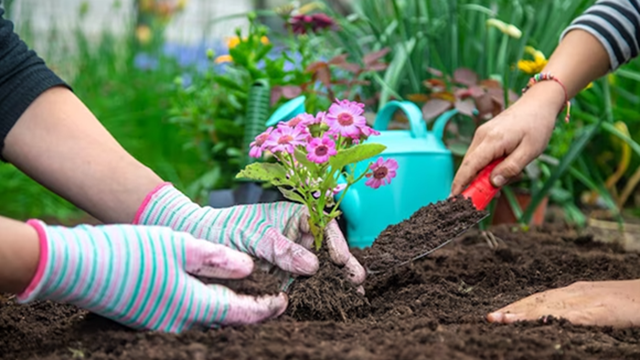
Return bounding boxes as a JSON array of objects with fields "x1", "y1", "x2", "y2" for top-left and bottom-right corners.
[
  {"x1": 325, "y1": 221, "x2": 350, "y2": 265},
  {"x1": 186, "y1": 241, "x2": 254, "y2": 279},
  {"x1": 291, "y1": 247, "x2": 319, "y2": 275},
  {"x1": 342, "y1": 255, "x2": 366, "y2": 285},
  {"x1": 223, "y1": 292, "x2": 288, "y2": 325}
]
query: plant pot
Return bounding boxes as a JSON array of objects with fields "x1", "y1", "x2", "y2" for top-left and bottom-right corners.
[{"x1": 492, "y1": 191, "x2": 549, "y2": 226}]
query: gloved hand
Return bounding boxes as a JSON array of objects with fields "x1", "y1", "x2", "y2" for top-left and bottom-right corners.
[
  {"x1": 134, "y1": 183, "x2": 366, "y2": 288},
  {"x1": 18, "y1": 220, "x2": 287, "y2": 333}
]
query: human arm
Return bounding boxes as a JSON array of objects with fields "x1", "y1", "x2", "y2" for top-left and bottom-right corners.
[
  {"x1": 451, "y1": 0, "x2": 637, "y2": 194},
  {"x1": 0, "y1": 215, "x2": 288, "y2": 332},
  {"x1": 0, "y1": 11, "x2": 365, "y2": 284}
]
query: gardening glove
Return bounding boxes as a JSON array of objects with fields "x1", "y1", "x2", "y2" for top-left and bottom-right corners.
[
  {"x1": 133, "y1": 183, "x2": 366, "y2": 288},
  {"x1": 17, "y1": 220, "x2": 287, "y2": 333}
]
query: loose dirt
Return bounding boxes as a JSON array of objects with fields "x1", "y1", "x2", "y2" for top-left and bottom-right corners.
[{"x1": 3, "y1": 201, "x2": 640, "y2": 359}]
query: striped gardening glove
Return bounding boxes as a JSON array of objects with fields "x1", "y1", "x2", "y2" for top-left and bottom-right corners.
[
  {"x1": 17, "y1": 220, "x2": 287, "y2": 333},
  {"x1": 134, "y1": 183, "x2": 366, "y2": 288}
]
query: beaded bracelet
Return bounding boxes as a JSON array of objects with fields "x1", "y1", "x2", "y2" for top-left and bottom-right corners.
[{"x1": 522, "y1": 72, "x2": 571, "y2": 123}]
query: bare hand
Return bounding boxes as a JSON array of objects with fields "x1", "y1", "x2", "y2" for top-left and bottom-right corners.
[
  {"x1": 451, "y1": 83, "x2": 564, "y2": 195},
  {"x1": 487, "y1": 280, "x2": 640, "y2": 328}
]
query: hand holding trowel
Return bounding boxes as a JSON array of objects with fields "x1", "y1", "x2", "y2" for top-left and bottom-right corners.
[{"x1": 365, "y1": 157, "x2": 505, "y2": 274}]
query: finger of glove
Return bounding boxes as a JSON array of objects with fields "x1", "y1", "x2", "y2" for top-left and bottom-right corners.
[
  {"x1": 216, "y1": 286, "x2": 288, "y2": 326},
  {"x1": 256, "y1": 228, "x2": 319, "y2": 276},
  {"x1": 342, "y1": 254, "x2": 366, "y2": 285},
  {"x1": 183, "y1": 236, "x2": 254, "y2": 279},
  {"x1": 325, "y1": 219, "x2": 350, "y2": 265},
  {"x1": 282, "y1": 209, "x2": 309, "y2": 242}
]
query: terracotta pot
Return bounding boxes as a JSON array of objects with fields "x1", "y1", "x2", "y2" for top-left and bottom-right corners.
[{"x1": 491, "y1": 191, "x2": 549, "y2": 226}]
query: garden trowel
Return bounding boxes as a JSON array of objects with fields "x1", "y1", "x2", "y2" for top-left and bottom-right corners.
[{"x1": 373, "y1": 157, "x2": 505, "y2": 273}]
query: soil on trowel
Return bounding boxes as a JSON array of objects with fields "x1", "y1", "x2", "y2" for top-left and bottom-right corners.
[
  {"x1": 4, "y1": 220, "x2": 640, "y2": 359},
  {"x1": 285, "y1": 247, "x2": 369, "y2": 321},
  {"x1": 362, "y1": 194, "x2": 487, "y2": 272}
]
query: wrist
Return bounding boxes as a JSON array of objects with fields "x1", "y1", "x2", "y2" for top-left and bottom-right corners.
[
  {"x1": 0, "y1": 217, "x2": 43, "y2": 295},
  {"x1": 16, "y1": 220, "x2": 48, "y2": 299},
  {"x1": 518, "y1": 80, "x2": 568, "y2": 121},
  {"x1": 134, "y1": 183, "x2": 207, "y2": 235}
]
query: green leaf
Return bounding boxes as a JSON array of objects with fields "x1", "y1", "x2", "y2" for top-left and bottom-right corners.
[
  {"x1": 294, "y1": 147, "x2": 319, "y2": 174},
  {"x1": 278, "y1": 187, "x2": 306, "y2": 204},
  {"x1": 236, "y1": 163, "x2": 288, "y2": 183},
  {"x1": 329, "y1": 143, "x2": 387, "y2": 172},
  {"x1": 521, "y1": 122, "x2": 601, "y2": 223}
]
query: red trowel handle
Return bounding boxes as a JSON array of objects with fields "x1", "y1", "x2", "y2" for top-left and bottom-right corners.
[{"x1": 461, "y1": 157, "x2": 505, "y2": 211}]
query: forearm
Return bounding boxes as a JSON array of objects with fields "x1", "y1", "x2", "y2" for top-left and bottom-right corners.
[
  {"x1": 0, "y1": 216, "x2": 39, "y2": 294},
  {"x1": 518, "y1": 29, "x2": 611, "y2": 113},
  {"x1": 2, "y1": 87, "x2": 163, "y2": 223}
]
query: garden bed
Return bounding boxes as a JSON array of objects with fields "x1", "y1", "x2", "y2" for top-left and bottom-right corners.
[{"x1": 2, "y1": 220, "x2": 640, "y2": 359}]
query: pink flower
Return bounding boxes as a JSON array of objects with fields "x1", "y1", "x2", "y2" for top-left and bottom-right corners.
[
  {"x1": 361, "y1": 125, "x2": 381, "y2": 138},
  {"x1": 314, "y1": 111, "x2": 327, "y2": 125},
  {"x1": 313, "y1": 184, "x2": 346, "y2": 199},
  {"x1": 263, "y1": 123, "x2": 307, "y2": 154},
  {"x1": 249, "y1": 127, "x2": 274, "y2": 158},
  {"x1": 333, "y1": 183, "x2": 346, "y2": 194},
  {"x1": 286, "y1": 113, "x2": 315, "y2": 128},
  {"x1": 365, "y1": 158, "x2": 398, "y2": 189},
  {"x1": 306, "y1": 135, "x2": 337, "y2": 164},
  {"x1": 326, "y1": 99, "x2": 367, "y2": 138}
]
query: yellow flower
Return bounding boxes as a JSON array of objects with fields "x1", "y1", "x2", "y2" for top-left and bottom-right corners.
[
  {"x1": 176, "y1": 0, "x2": 188, "y2": 11},
  {"x1": 214, "y1": 54, "x2": 232, "y2": 64},
  {"x1": 517, "y1": 46, "x2": 548, "y2": 75},
  {"x1": 297, "y1": 2, "x2": 324, "y2": 15},
  {"x1": 135, "y1": 25, "x2": 152, "y2": 44},
  {"x1": 486, "y1": 19, "x2": 522, "y2": 39},
  {"x1": 226, "y1": 36, "x2": 269, "y2": 49}
]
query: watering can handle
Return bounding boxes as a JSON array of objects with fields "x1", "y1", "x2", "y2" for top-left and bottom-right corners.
[
  {"x1": 432, "y1": 109, "x2": 458, "y2": 140},
  {"x1": 373, "y1": 101, "x2": 427, "y2": 138},
  {"x1": 461, "y1": 157, "x2": 505, "y2": 210}
]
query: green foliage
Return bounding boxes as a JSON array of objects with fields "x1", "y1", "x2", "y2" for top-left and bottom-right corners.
[
  {"x1": 169, "y1": 12, "x2": 389, "y2": 198},
  {"x1": 329, "y1": 143, "x2": 386, "y2": 173},
  {"x1": 0, "y1": 9, "x2": 201, "y2": 221}
]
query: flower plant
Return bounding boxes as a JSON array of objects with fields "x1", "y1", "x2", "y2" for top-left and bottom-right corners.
[{"x1": 237, "y1": 99, "x2": 398, "y2": 250}]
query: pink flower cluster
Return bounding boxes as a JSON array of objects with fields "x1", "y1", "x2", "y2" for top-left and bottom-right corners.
[{"x1": 250, "y1": 99, "x2": 397, "y2": 189}]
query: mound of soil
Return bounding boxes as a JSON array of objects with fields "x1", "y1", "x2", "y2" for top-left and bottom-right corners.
[{"x1": 3, "y1": 216, "x2": 640, "y2": 358}]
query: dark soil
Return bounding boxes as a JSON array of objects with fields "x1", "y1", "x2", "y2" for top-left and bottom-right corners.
[
  {"x1": 203, "y1": 268, "x2": 282, "y2": 297},
  {"x1": 285, "y1": 247, "x2": 370, "y2": 322},
  {"x1": 362, "y1": 195, "x2": 487, "y2": 272},
  {"x1": 4, "y1": 220, "x2": 640, "y2": 358}
]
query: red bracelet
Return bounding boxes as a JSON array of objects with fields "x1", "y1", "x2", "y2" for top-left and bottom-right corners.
[{"x1": 522, "y1": 72, "x2": 571, "y2": 123}]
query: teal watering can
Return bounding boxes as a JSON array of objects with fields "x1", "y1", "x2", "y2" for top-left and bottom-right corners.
[
  {"x1": 265, "y1": 97, "x2": 457, "y2": 249},
  {"x1": 336, "y1": 101, "x2": 456, "y2": 248}
]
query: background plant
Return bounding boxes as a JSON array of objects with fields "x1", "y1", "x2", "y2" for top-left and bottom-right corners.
[{"x1": 169, "y1": 8, "x2": 388, "y2": 199}]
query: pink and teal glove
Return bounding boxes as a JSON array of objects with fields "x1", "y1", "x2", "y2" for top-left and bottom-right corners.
[
  {"x1": 134, "y1": 183, "x2": 366, "y2": 287},
  {"x1": 18, "y1": 220, "x2": 287, "y2": 333}
]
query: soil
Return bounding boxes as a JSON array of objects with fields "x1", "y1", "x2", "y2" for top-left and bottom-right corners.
[
  {"x1": 362, "y1": 195, "x2": 487, "y2": 272},
  {"x1": 4, "y1": 220, "x2": 640, "y2": 358}
]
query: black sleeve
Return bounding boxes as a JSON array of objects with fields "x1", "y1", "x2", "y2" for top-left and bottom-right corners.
[{"x1": 0, "y1": 8, "x2": 71, "y2": 158}]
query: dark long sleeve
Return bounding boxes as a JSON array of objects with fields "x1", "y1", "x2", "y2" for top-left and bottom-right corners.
[
  {"x1": 561, "y1": 0, "x2": 640, "y2": 71},
  {"x1": 0, "y1": 9, "x2": 70, "y2": 157}
]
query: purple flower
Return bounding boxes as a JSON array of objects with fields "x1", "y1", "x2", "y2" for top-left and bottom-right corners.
[
  {"x1": 326, "y1": 99, "x2": 367, "y2": 138},
  {"x1": 249, "y1": 127, "x2": 274, "y2": 158},
  {"x1": 288, "y1": 13, "x2": 336, "y2": 35},
  {"x1": 263, "y1": 123, "x2": 307, "y2": 154},
  {"x1": 306, "y1": 135, "x2": 337, "y2": 164},
  {"x1": 365, "y1": 158, "x2": 398, "y2": 189}
]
